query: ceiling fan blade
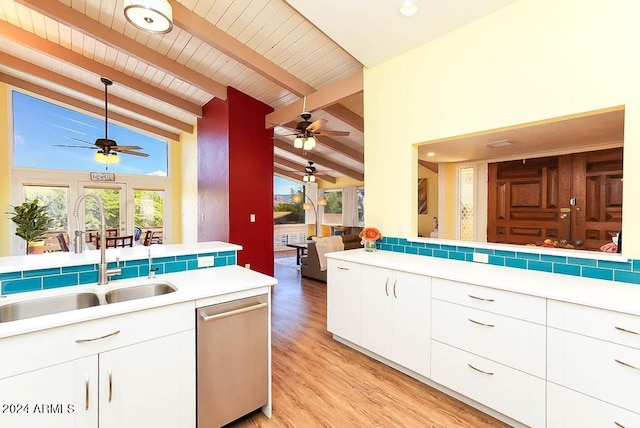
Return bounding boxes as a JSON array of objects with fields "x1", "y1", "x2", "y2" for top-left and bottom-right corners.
[
  {"x1": 307, "y1": 118, "x2": 327, "y2": 132},
  {"x1": 68, "y1": 137, "x2": 96, "y2": 146},
  {"x1": 53, "y1": 144, "x2": 97, "y2": 149},
  {"x1": 315, "y1": 130, "x2": 350, "y2": 137},
  {"x1": 112, "y1": 145, "x2": 143, "y2": 150},
  {"x1": 117, "y1": 150, "x2": 149, "y2": 157}
]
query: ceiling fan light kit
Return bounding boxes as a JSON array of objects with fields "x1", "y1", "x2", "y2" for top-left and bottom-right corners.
[
  {"x1": 284, "y1": 102, "x2": 350, "y2": 151},
  {"x1": 124, "y1": 0, "x2": 173, "y2": 34}
]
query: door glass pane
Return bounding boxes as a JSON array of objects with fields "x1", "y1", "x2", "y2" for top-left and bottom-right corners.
[
  {"x1": 459, "y1": 167, "x2": 474, "y2": 241},
  {"x1": 84, "y1": 188, "x2": 122, "y2": 245},
  {"x1": 135, "y1": 189, "x2": 164, "y2": 244}
]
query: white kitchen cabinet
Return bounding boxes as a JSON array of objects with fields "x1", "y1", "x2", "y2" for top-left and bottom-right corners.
[
  {"x1": 547, "y1": 382, "x2": 640, "y2": 427},
  {"x1": 360, "y1": 266, "x2": 431, "y2": 377},
  {"x1": 327, "y1": 260, "x2": 362, "y2": 345},
  {"x1": 0, "y1": 356, "x2": 97, "y2": 428},
  {"x1": 0, "y1": 302, "x2": 195, "y2": 428},
  {"x1": 99, "y1": 330, "x2": 195, "y2": 428}
]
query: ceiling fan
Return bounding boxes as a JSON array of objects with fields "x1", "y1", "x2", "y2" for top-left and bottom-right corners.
[
  {"x1": 54, "y1": 77, "x2": 149, "y2": 164},
  {"x1": 280, "y1": 97, "x2": 350, "y2": 150},
  {"x1": 289, "y1": 161, "x2": 335, "y2": 182}
]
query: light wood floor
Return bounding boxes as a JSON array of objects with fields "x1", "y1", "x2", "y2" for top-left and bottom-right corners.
[{"x1": 232, "y1": 258, "x2": 510, "y2": 428}]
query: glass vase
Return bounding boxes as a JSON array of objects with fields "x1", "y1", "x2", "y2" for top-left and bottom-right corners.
[{"x1": 364, "y1": 240, "x2": 377, "y2": 252}]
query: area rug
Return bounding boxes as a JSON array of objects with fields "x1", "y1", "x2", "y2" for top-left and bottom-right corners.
[{"x1": 274, "y1": 256, "x2": 299, "y2": 269}]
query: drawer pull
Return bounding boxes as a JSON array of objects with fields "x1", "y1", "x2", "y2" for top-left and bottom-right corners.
[
  {"x1": 467, "y1": 363, "x2": 494, "y2": 376},
  {"x1": 468, "y1": 294, "x2": 495, "y2": 302},
  {"x1": 468, "y1": 318, "x2": 495, "y2": 328},
  {"x1": 614, "y1": 422, "x2": 626, "y2": 428},
  {"x1": 615, "y1": 326, "x2": 639, "y2": 335},
  {"x1": 393, "y1": 280, "x2": 398, "y2": 298},
  {"x1": 85, "y1": 375, "x2": 89, "y2": 410},
  {"x1": 615, "y1": 359, "x2": 640, "y2": 371},
  {"x1": 337, "y1": 266, "x2": 349, "y2": 271},
  {"x1": 108, "y1": 369, "x2": 113, "y2": 402},
  {"x1": 385, "y1": 279, "x2": 389, "y2": 297},
  {"x1": 75, "y1": 330, "x2": 121, "y2": 343}
]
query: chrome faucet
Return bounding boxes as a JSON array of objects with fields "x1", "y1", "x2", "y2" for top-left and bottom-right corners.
[{"x1": 73, "y1": 193, "x2": 121, "y2": 285}]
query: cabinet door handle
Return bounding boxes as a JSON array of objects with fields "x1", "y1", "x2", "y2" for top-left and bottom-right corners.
[
  {"x1": 468, "y1": 318, "x2": 495, "y2": 328},
  {"x1": 75, "y1": 330, "x2": 120, "y2": 343},
  {"x1": 393, "y1": 280, "x2": 397, "y2": 298},
  {"x1": 615, "y1": 359, "x2": 640, "y2": 371},
  {"x1": 108, "y1": 369, "x2": 113, "y2": 402},
  {"x1": 85, "y1": 375, "x2": 89, "y2": 411},
  {"x1": 615, "y1": 326, "x2": 639, "y2": 335},
  {"x1": 385, "y1": 279, "x2": 389, "y2": 296},
  {"x1": 614, "y1": 422, "x2": 626, "y2": 428},
  {"x1": 468, "y1": 294, "x2": 495, "y2": 302},
  {"x1": 467, "y1": 363, "x2": 494, "y2": 376},
  {"x1": 337, "y1": 266, "x2": 349, "y2": 271}
]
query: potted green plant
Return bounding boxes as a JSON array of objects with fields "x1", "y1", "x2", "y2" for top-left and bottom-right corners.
[{"x1": 6, "y1": 199, "x2": 53, "y2": 254}]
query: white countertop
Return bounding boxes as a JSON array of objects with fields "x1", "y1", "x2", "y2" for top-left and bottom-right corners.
[
  {"x1": 0, "y1": 241, "x2": 242, "y2": 273},
  {"x1": 0, "y1": 264, "x2": 277, "y2": 339},
  {"x1": 327, "y1": 249, "x2": 640, "y2": 316}
]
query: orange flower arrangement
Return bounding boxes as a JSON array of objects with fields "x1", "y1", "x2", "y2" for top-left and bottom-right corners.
[{"x1": 359, "y1": 227, "x2": 383, "y2": 244}]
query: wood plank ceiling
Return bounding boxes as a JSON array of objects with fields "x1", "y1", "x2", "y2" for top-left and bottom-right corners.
[{"x1": 0, "y1": 0, "x2": 365, "y2": 183}]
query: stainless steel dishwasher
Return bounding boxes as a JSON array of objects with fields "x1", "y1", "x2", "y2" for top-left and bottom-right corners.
[{"x1": 196, "y1": 294, "x2": 269, "y2": 427}]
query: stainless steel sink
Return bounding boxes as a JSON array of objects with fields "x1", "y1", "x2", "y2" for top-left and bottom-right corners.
[
  {"x1": 0, "y1": 293, "x2": 100, "y2": 323},
  {"x1": 105, "y1": 282, "x2": 176, "y2": 304}
]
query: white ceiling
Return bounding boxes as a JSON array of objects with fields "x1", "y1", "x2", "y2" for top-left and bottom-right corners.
[{"x1": 285, "y1": 0, "x2": 518, "y2": 67}]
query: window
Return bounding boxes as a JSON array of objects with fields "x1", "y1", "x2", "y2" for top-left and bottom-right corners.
[
  {"x1": 23, "y1": 185, "x2": 68, "y2": 233},
  {"x1": 458, "y1": 166, "x2": 475, "y2": 241},
  {"x1": 135, "y1": 189, "x2": 164, "y2": 242},
  {"x1": 12, "y1": 91, "x2": 168, "y2": 175},
  {"x1": 323, "y1": 190, "x2": 342, "y2": 225},
  {"x1": 273, "y1": 176, "x2": 304, "y2": 225}
]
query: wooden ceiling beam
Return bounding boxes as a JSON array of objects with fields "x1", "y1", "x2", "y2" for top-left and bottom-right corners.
[
  {"x1": 274, "y1": 139, "x2": 364, "y2": 181},
  {"x1": 418, "y1": 160, "x2": 439, "y2": 174},
  {"x1": 0, "y1": 52, "x2": 193, "y2": 134},
  {"x1": 274, "y1": 156, "x2": 337, "y2": 183},
  {"x1": 0, "y1": 21, "x2": 202, "y2": 117},
  {"x1": 324, "y1": 102, "x2": 364, "y2": 132},
  {"x1": 274, "y1": 167, "x2": 304, "y2": 183},
  {"x1": 172, "y1": 2, "x2": 315, "y2": 97},
  {"x1": 266, "y1": 70, "x2": 363, "y2": 128},
  {"x1": 16, "y1": 0, "x2": 227, "y2": 100},
  {"x1": 0, "y1": 72, "x2": 180, "y2": 141}
]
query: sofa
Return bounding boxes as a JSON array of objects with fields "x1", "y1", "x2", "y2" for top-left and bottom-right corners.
[{"x1": 300, "y1": 227, "x2": 363, "y2": 282}]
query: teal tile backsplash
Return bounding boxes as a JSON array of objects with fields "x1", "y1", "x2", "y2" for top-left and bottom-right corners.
[
  {"x1": 381, "y1": 237, "x2": 640, "y2": 285},
  {"x1": 0, "y1": 250, "x2": 237, "y2": 295}
]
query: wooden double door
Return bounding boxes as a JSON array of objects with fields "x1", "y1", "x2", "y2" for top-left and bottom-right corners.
[{"x1": 488, "y1": 148, "x2": 622, "y2": 251}]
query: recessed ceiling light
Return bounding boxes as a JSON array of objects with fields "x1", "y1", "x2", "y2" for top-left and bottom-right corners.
[
  {"x1": 487, "y1": 140, "x2": 512, "y2": 148},
  {"x1": 426, "y1": 152, "x2": 436, "y2": 157},
  {"x1": 399, "y1": 0, "x2": 418, "y2": 17}
]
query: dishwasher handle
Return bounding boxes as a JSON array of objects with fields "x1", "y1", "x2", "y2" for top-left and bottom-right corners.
[{"x1": 199, "y1": 302, "x2": 267, "y2": 322}]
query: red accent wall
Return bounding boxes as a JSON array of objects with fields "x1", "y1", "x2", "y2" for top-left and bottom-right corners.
[{"x1": 197, "y1": 87, "x2": 274, "y2": 276}]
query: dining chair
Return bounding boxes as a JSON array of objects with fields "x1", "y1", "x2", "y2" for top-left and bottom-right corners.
[
  {"x1": 143, "y1": 230, "x2": 154, "y2": 246},
  {"x1": 134, "y1": 226, "x2": 142, "y2": 242},
  {"x1": 56, "y1": 233, "x2": 69, "y2": 252},
  {"x1": 96, "y1": 235, "x2": 134, "y2": 249}
]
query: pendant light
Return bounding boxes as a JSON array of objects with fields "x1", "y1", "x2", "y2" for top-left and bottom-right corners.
[{"x1": 124, "y1": 0, "x2": 173, "y2": 34}]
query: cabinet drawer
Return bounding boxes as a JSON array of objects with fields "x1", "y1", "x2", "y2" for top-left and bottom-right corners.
[
  {"x1": 548, "y1": 300, "x2": 640, "y2": 349},
  {"x1": 432, "y1": 299, "x2": 546, "y2": 378},
  {"x1": 431, "y1": 340, "x2": 545, "y2": 428},
  {"x1": 547, "y1": 382, "x2": 640, "y2": 428},
  {"x1": 548, "y1": 328, "x2": 640, "y2": 414},
  {"x1": 432, "y1": 278, "x2": 546, "y2": 324},
  {"x1": 0, "y1": 302, "x2": 194, "y2": 380}
]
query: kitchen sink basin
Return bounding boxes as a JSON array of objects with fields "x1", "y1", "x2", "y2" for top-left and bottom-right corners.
[
  {"x1": 0, "y1": 293, "x2": 101, "y2": 323},
  {"x1": 105, "y1": 282, "x2": 176, "y2": 304}
]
